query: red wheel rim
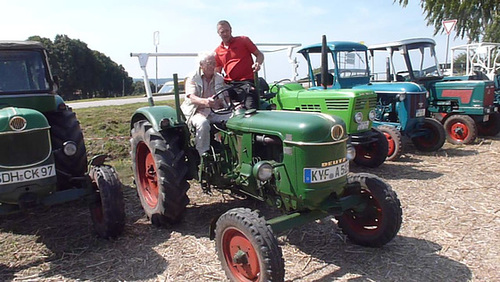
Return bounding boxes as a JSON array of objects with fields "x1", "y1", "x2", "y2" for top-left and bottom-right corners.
[
  {"x1": 383, "y1": 132, "x2": 396, "y2": 157},
  {"x1": 341, "y1": 189, "x2": 384, "y2": 235},
  {"x1": 136, "y1": 142, "x2": 159, "y2": 208},
  {"x1": 222, "y1": 227, "x2": 260, "y2": 281},
  {"x1": 449, "y1": 122, "x2": 469, "y2": 141}
]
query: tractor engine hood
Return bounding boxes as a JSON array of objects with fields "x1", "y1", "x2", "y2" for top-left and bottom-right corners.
[
  {"x1": 353, "y1": 81, "x2": 426, "y2": 94},
  {"x1": 226, "y1": 110, "x2": 346, "y2": 143},
  {"x1": 0, "y1": 107, "x2": 50, "y2": 132}
]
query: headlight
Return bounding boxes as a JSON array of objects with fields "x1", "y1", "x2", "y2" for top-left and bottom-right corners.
[
  {"x1": 331, "y1": 124, "x2": 344, "y2": 140},
  {"x1": 63, "y1": 141, "x2": 77, "y2": 156},
  {"x1": 354, "y1": 112, "x2": 363, "y2": 123},
  {"x1": 368, "y1": 110, "x2": 376, "y2": 121},
  {"x1": 396, "y1": 93, "x2": 406, "y2": 101},
  {"x1": 253, "y1": 161, "x2": 273, "y2": 181},
  {"x1": 346, "y1": 144, "x2": 356, "y2": 161}
]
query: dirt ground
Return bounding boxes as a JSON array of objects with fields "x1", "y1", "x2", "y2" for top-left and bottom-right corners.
[{"x1": 1, "y1": 136, "x2": 499, "y2": 281}]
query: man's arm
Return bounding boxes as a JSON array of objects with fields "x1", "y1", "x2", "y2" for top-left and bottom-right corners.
[{"x1": 252, "y1": 49, "x2": 264, "y2": 72}]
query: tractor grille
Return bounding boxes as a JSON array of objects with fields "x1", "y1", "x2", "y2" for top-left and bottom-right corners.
[
  {"x1": 0, "y1": 128, "x2": 51, "y2": 168},
  {"x1": 325, "y1": 99, "x2": 350, "y2": 110},
  {"x1": 354, "y1": 96, "x2": 377, "y2": 110},
  {"x1": 300, "y1": 104, "x2": 321, "y2": 112},
  {"x1": 407, "y1": 93, "x2": 427, "y2": 118}
]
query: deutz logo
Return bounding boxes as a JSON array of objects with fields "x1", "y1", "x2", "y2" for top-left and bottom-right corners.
[
  {"x1": 322, "y1": 158, "x2": 347, "y2": 167},
  {"x1": 418, "y1": 102, "x2": 424, "y2": 108}
]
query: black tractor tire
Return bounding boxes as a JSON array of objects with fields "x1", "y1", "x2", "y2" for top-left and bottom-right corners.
[
  {"x1": 353, "y1": 128, "x2": 388, "y2": 168},
  {"x1": 89, "y1": 165, "x2": 125, "y2": 239},
  {"x1": 45, "y1": 109, "x2": 87, "y2": 190},
  {"x1": 443, "y1": 115, "x2": 477, "y2": 145},
  {"x1": 215, "y1": 208, "x2": 285, "y2": 281},
  {"x1": 412, "y1": 117, "x2": 446, "y2": 151},
  {"x1": 130, "y1": 120, "x2": 189, "y2": 226},
  {"x1": 376, "y1": 125, "x2": 403, "y2": 161},
  {"x1": 477, "y1": 112, "x2": 500, "y2": 137},
  {"x1": 336, "y1": 173, "x2": 402, "y2": 247}
]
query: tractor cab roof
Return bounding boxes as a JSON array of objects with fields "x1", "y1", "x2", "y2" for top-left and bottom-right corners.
[
  {"x1": 368, "y1": 38, "x2": 436, "y2": 52},
  {"x1": 0, "y1": 41, "x2": 45, "y2": 50},
  {"x1": 298, "y1": 41, "x2": 367, "y2": 54}
]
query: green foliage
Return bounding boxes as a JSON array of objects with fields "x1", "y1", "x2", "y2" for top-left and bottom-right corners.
[
  {"x1": 75, "y1": 100, "x2": 176, "y2": 160},
  {"x1": 395, "y1": 0, "x2": 500, "y2": 42},
  {"x1": 27, "y1": 35, "x2": 134, "y2": 100}
]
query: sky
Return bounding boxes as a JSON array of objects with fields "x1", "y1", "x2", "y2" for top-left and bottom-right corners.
[{"x1": 2, "y1": 0, "x2": 468, "y2": 82}]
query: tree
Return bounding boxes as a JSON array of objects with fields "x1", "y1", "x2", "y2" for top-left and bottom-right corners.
[
  {"x1": 28, "y1": 35, "x2": 134, "y2": 100},
  {"x1": 395, "y1": 0, "x2": 500, "y2": 42}
]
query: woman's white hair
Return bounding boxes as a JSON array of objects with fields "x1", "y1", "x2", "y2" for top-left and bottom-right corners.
[{"x1": 198, "y1": 51, "x2": 216, "y2": 65}]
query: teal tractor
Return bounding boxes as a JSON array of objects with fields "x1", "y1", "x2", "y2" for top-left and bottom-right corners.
[
  {"x1": 0, "y1": 41, "x2": 125, "y2": 238},
  {"x1": 287, "y1": 36, "x2": 445, "y2": 161},
  {"x1": 369, "y1": 38, "x2": 499, "y2": 144},
  {"x1": 130, "y1": 52, "x2": 402, "y2": 281},
  {"x1": 263, "y1": 39, "x2": 388, "y2": 168}
]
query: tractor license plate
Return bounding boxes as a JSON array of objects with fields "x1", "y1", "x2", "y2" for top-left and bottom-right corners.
[
  {"x1": 357, "y1": 121, "x2": 370, "y2": 130},
  {"x1": 0, "y1": 164, "x2": 56, "y2": 185},
  {"x1": 304, "y1": 161, "x2": 349, "y2": 184},
  {"x1": 483, "y1": 115, "x2": 490, "y2": 122},
  {"x1": 416, "y1": 108, "x2": 426, "y2": 117}
]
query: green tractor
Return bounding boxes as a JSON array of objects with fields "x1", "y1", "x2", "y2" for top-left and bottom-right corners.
[
  {"x1": 129, "y1": 53, "x2": 402, "y2": 281},
  {"x1": 262, "y1": 41, "x2": 387, "y2": 168},
  {"x1": 369, "y1": 38, "x2": 499, "y2": 144},
  {"x1": 0, "y1": 41, "x2": 125, "y2": 239}
]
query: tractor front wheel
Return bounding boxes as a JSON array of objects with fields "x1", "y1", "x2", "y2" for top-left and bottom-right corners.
[
  {"x1": 377, "y1": 125, "x2": 402, "y2": 161},
  {"x1": 477, "y1": 112, "x2": 500, "y2": 137},
  {"x1": 443, "y1": 115, "x2": 477, "y2": 145},
  {"x1": 130, "y1": 120, "x2": 189, "y2": 226},
  {"x1": 353, "y1": 128, "x2": 388, "y2": 168},
  {"x1": 412, "y1": 117, "x2": 446, "y2": 151},
  {"x1": 336, "y1": 173, "x2": 402, "y2": 247},
  {"x1": 215, "y1": 208, "x2": 285, "y2": 281},
  {"x1": 89, "y1": 165, "x2": 125, "y2": 239}
]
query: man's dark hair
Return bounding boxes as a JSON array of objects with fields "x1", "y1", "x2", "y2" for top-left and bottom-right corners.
[{"x1": 217, "y1": 20, "x2": 231, "y2": 28}]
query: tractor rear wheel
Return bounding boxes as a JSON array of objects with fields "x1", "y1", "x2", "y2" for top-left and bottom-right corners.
[
  {"x1": 477, "y1": 112, "x2": 500, "y2": 137},
  {"x1": 377, "y1": 125, "x2": 402, "y2": 161},
  {"x1": 45, "y1": 109, "x2": 87, "y2": 190},
  {"x1": 89, "y1": 165, "x2": 125, "y2": 239},
  {"x1": 215, "y1": 208, "x2": 285, "y2": 281},
  {"x1": 336, "y1": 173, "x2": 402, "y2": 247},
  {"x1": 130, "y1": 120, "x2": 189, "y2": 226},
  {"x1": 412, "y1": 117, "x2": 446, "y2": 151},
  {"x1": 353, "y1": 128, "x2": 388, "y2": 168},
  {"x1": 443, "y1": 115, "x2": 477, "y2": 145}
]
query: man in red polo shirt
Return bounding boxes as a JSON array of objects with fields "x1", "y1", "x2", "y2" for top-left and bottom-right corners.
[{"x1": 215, "y1": 20, "x2": 264, "y2": 110}]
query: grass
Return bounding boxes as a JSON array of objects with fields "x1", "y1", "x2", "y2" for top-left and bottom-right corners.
[{"x1": 74, "y1": 100, "x2": 176, "y2": 186}]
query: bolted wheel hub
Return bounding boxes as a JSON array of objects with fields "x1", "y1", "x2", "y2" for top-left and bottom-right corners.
[{"x1": 232, "y1": 250, "x2": 249, "y2": 265}]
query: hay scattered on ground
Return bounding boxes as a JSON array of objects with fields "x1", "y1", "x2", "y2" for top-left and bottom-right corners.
[{"x1": 1, "y1": 137, "x2": 499, "y2": 281}]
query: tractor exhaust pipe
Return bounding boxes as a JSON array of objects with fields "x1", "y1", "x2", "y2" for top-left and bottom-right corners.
[
  {"x1": 321, "y1": 35, "x2": 328, "y2": 89},
  {"x1": 173, "y1": 73, "x2": 185, "y2": 123}
]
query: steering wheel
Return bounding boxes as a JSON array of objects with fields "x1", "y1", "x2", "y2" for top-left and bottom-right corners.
[
  {"x1": 268, "y1": 78, "x2": 291, "y2": 94},
  {"x1": 211, "y1": 83, "x2": 248, "y2": 115}
]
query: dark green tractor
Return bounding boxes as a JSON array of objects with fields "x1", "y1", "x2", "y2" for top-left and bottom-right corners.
[
  {"x1": 0, "y1": 41, "x2": 125, "y2": 238},
  {"x1": 129, "y1": 51, "x2": 403, "y2": 280}
]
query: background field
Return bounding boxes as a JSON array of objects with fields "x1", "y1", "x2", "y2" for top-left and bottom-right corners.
[{"x1": 0, "y1": 103, "x2": 498, "y2": 281}]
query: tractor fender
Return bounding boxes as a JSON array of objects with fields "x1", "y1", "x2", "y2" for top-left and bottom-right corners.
[
  {"x1": 131, "y1": 105, "x2": 184, "y2": 132},
  {"x1": 54, "y1": 95, "x2": 66, "y2": 111}
]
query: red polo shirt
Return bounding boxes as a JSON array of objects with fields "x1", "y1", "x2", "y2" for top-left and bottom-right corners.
[{"x1": 215, "y1": 36, "x2": 257, "y2": 82}]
